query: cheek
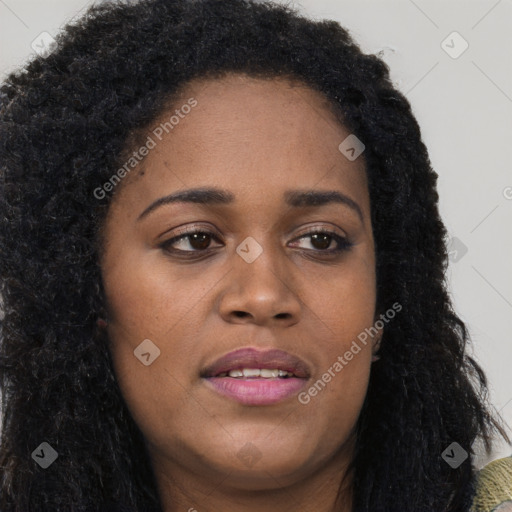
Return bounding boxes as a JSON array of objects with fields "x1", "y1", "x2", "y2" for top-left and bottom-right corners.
[
  {"x1": 100, "y1": 251, "x2": 214, "y2": 420},
  {"x1": 313, "y1": 248, "x2": 376, "y2": 336},
  {"x1": 102, "y1": 251, "x2": 200, "y2": 338},
  {"x1": 303, "y1": 251, "x2": 376, "y2": 409},
  {"x1": 102, "y1": 274, "x2": 192, "y2": 440}
]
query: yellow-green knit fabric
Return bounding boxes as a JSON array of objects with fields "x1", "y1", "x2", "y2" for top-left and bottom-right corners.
[{"x1": 471, "y1": 456, "x2": 512, "y2": 512}]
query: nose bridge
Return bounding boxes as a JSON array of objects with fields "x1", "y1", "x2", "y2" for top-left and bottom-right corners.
[
  {"x1": 235, "y1": 231, "x2": 289, "y2": 295},
  {"x1": 217, "y1": 230, "x2": 301, "y2": 325},
  {"x1": 232, "y1": 203, "x2": 282, "y2": 271}
]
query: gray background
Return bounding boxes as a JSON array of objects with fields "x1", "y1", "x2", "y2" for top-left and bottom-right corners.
[{"x1": 1, "y1": 0, "x2": 511, "y2": 467}]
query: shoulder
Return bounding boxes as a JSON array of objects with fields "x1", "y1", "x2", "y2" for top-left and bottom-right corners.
[{"x1": 471, "y1": 455, "x2": 512, "y2": 512}]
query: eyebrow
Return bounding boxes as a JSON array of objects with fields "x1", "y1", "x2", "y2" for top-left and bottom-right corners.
[{"x1": 137, "y1": 186, "x2": 363, "y2": 222}]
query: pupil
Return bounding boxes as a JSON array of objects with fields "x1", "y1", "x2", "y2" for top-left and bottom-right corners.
[
  {"x1": 311, "y1": 233, "x2": 330, "y2": 250},
  {"x1": 190, "y1": 233, "x2": 210, "y2": 250}
]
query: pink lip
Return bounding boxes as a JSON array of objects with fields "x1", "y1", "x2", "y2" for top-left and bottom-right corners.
[
  {"x1": 203, "y1": 376, "x2": 307, "y2": 405},
  {"x1": 201, "y1": 347, "x2": 311, "y2": 406},
  {"x1": 201, "y1": 347, "x2": 311, "y2": 378}
]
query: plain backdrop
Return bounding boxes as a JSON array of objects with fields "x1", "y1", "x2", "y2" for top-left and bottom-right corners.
[{"x1": 1, "y1": 0, "x2": 511, "y2": 468}]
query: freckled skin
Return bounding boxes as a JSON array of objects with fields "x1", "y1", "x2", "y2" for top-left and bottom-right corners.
[{"x1": 100, "y1": 74, "x2": 380, "y2": 512}]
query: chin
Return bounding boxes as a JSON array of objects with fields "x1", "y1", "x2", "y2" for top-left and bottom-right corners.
[
  {"x1": 217, "y1": 462, "x2": 310, "y2": 491},
  {"x1": 199, "y1": 446, "x2": 313, "y2": 488}
]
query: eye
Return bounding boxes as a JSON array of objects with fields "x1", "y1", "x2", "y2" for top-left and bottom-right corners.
[
  {"x1": 159, "y1": 226, "x2": 353, "y2": 257},
  {"x1": 160, "y1": 229, "x2": 221, "y2": 254},
  {"x1": 289, "y1": 228, "x2": 352, "y2": 255}
]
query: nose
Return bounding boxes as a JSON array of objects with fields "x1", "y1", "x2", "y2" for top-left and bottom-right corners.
[{"x1": 217, "y1": 245, "x2": 302, "y2": 327}]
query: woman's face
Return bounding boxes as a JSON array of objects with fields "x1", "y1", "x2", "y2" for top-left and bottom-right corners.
[{"x1": 100, "y1": 74, "x2": 378, "y2": 503}]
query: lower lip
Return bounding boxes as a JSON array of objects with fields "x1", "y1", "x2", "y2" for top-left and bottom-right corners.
[{"x1": 203, "y1": 377, "x2": 307, "y2": 405}]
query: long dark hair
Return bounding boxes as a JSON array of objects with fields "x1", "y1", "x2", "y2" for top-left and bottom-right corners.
[{"x1": 0, "y1": 0, "x2": 508, "y2": 510}]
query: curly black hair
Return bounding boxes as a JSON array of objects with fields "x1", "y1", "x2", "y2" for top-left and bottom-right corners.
[{"x1": 0, "y1": 0, "x2": 509, "y2": 511}]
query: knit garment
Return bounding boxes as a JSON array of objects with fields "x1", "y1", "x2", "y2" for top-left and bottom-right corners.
[{"x1": 471, "y1": 455, "x2": 512, "y2": 512}]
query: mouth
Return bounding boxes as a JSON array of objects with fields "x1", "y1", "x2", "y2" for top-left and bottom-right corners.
[{"x1": 200, "y1": 347, "x2": 310, "y2": 406}]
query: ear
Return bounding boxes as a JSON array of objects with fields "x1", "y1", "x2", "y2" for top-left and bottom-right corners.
[
  {"x1": 371, "y1": 321, "x2": 384, "y2": 362},
  {"x1": 96, "y1": 317, "x2": 108, "y2": 329},
  {"x1": 373, "y1": 328, "x2": 383, "y2": 351}
]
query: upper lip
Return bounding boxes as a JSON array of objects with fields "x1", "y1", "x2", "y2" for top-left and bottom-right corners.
[{"x1": 201, "y1": 347, "x2": 311, "y2": 379}]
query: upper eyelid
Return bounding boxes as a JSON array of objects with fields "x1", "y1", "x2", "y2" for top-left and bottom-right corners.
[{"x1": 165, "y1": 225, "x2": 348, "y2": 241}]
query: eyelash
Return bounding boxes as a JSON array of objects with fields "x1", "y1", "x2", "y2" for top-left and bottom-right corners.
[{"x1": 159, "y1": 226, "x2": 353, "y2": 258}]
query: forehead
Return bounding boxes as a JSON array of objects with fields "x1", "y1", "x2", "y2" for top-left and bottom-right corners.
[{"x1": 109, "y1": 73, "x2": 369, "y2": 219}]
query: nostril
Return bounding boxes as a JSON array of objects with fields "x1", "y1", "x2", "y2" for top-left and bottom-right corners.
[{"x1": 233, "y1": 311, "x2": 249, "y2": 318}]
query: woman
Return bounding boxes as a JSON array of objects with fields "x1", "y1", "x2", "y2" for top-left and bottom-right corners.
[{"x1": 0, "y1": 0, "x2": 509, "y2": 510}]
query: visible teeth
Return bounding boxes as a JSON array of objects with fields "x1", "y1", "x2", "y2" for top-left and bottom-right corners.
[
  {"x1": 242, "y1": 368, "x2": 261, "y2": 378},
  {"x1": 260, "y1": 369, "x2": 279, "y2": 378},
  {"x1": 223, "y1": 368, "x2": 295, "y2": 378}
]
